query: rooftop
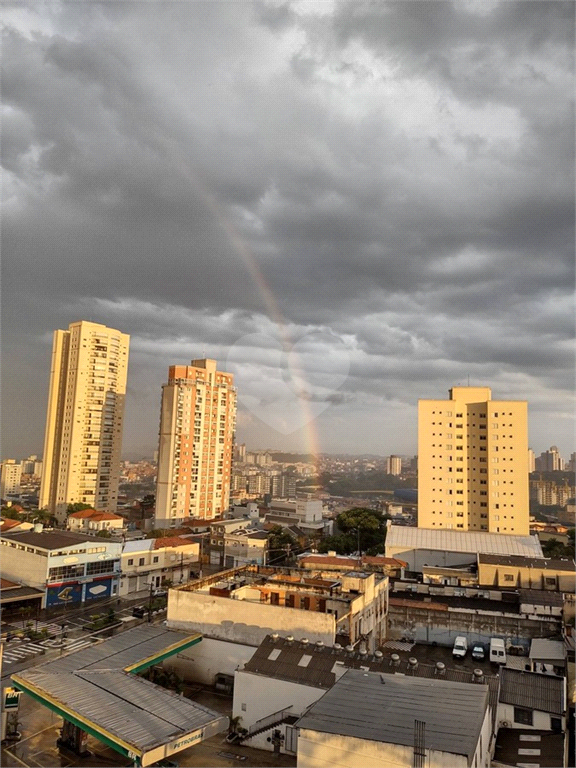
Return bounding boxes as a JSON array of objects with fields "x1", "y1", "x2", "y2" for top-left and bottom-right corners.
[
  {"x1": 499, "y1": 668, "x2": 565, "y2": 715},
  {"x1": 153, "y1": 536, "x2": 198, "y2": 550},
  {"x1": 296, "y1": 668, "x2": 488, "y2": 761},
  {"x1": 519, "y1": 589, "x2": 564, "y2": 607},
  {"x1": 68, "y1": 508, "x2": 123, "y2": 521},
  {"x1": 529, "y1": 639, "x2": 566, "y2": 663},
  {"x1": 478, "y1": 553, "x2": 575, "y2": 571},
  {"x1": 494, "y1": 729, "x2": 565, "y2": 768},
  {"x1": 1, "y1": 529, "x2": 116, "y2": 550},
  {"x1": 386, "y1": 524, "x2": 543, "y2": 558},
  {"x1": 12, "y1": 626, "x2": 226, "y2": 763}
]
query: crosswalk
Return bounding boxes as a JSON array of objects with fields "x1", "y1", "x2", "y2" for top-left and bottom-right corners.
[{"x1": 2, "y1": 637, "x2": 94, "y2": 664}]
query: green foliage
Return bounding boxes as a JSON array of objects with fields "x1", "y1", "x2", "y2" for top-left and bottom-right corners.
[
  {"x1": 96, "y1": 529, "x2": 112, "y2": 538},
  {"x1": 542, "y1": 536, "x2": 575, "y2": 560},
  {"x1": 141, "y1": 494, "x2": 156, "y2": 509},
  {"x1": 1, "y1": 507, "x2": 22, "y2": 520},
  {"x1": 67, "y1": 502, "x2": 94, "y2": 513},
  {"x1": 267, "y1": 526, "x2": 297, "y2": 564},
  {"x1": 147, "y1": 528, "x2": 170, "y2": 539},
  {"x1": 318, "y1": 507, "x2": 389, "y2": 556}
]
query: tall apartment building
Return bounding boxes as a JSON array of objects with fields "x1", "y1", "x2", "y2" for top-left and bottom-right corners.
[
  {"x1": 39, "y1": 321, "x2": 130, "y2": 523},
  {"x1": 535, "y1": 446, "x2": 565, "y2": 472},
  {"x1": 155, "y1": 359, "x2": 236, "y2": 526},
  {"x1": 418, "y1": 386, "x2": 529, "y2": 536},
  {"x1": 1, "y1": 460, "x2": 22, "y2": 499},
  {"x1": 386, "y1": 455, "x2": 402, "y2": 476}
]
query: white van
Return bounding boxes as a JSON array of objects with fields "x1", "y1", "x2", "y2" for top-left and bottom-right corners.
[
  {"x1": 490, "y1": 637, "x2": 506, "y2": 665},
  {"x1": 452, "y1": 636, "x2": 468, "y2": 658}
]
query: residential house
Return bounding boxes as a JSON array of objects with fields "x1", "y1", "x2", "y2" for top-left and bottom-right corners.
[
  {"x1": 67, "y1": 508, "x2": 125, "y2": 534},
  {"x1": 119, "y1": 536, "x2": 199, "y2": 595}
]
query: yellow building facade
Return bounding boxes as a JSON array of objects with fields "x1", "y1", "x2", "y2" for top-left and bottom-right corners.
[
  {"x1": 40, "y1": 321, "x2": 129, "y2": 522},
  {"x1": 155, "y1": 359, "x2": 236, "y2": 525},
  {"x1": 418, "y1": 386, "x2": 529, "y2": 535}
]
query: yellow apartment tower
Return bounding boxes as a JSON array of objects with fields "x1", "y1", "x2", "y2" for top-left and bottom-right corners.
[
  {"x1": 40, "y1": 321, "x2": 130, "y2": 523},
  {"x1": 155, "y1": 359, "x2": 236, "y2": 526},
  {"x1": 418, "y1": 386, "x2": 529, "y2": 536}
]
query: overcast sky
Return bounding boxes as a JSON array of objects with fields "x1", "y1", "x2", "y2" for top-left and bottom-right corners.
[{"x1": 2, "y1": 1, "x2": 574, "y2": 461}]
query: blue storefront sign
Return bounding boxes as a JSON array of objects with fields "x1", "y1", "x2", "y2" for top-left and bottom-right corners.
[
  {"x1": 46, "y1": 583, "x2": 83, "y2": 608},
  {"x1": 84, "y1": 577, "x2": 114, "y2": 601}
]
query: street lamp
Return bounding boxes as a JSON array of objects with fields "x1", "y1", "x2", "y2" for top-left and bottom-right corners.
[{"x1": 144, "y1": 582, "x2": 154, "y2": 623}]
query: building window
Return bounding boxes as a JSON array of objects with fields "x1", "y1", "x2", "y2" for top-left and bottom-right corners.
[
  {"x1": 514, "y1": 707, "x2": 533, "y2": 726},
  {"x1": 139, "y1": 558, "x2": 145, "y2": 566},
  {"x1": 503, "y1": 574, "x2": 514, "y2": 582}
]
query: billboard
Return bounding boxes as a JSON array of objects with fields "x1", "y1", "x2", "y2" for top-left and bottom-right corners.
[
  {"x1": 46, "y1": 583, "x2": 82, "y2": 608},
  {"x1": 84, "y1": 577, "x2": 114, "y2": 601}
]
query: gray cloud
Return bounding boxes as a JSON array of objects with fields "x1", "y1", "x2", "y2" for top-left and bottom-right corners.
[{"x1": 1, "y1": 1, "x2": 574, "y2": 459}]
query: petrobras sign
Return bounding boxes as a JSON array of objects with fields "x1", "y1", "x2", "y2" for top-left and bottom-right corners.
[{"x1": 4, "y1": 688, "x2": 21, "y2": 710}]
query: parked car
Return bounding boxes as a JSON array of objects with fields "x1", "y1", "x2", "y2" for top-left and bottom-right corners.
[
  {"x1": 489, "y1": 637, "x2": 506, "y2": 665},
  {"x1": 132, "y1": 606, "x2": 146, "y2": 618},
  {"x1": 452, "y1": 636, "x2": 468, "y2": 658},
  {"x1": 153, "y1": 589, "x2": 167, "y2": 597},
  {"x1": 471, "y1": 643, "x2": 486, "y2": 661}
]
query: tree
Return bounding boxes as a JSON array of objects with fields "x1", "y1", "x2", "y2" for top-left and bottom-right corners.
[
  {"x1": 1, "y1": 507, "x2": 21, "y2": 520},
  {"x1": 96, "y1": 529, "x2": 111, "y2": 538},
  {"x1": 147, "y1": 529, "x2": 169, "y2": 539},
  {"x1": 335, "y1": 507, "x2": 389, "y2": 555},
  {"x1": 67, "y1": 503, "x2": 93, "y2": 514},
  {"x1": 266, "y1": 526, "x2": 297, "y2": 564},
  {"x1": 141, "y1": 494, "x2": 155, "y2": 510}
]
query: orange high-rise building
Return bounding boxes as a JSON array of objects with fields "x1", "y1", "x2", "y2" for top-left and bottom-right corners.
[{"x1": 155, "y1": 359, "x2": 236, "y2": 526}]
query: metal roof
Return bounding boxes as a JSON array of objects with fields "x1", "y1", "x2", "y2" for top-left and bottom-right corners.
[
  {"x1": 386, "y1": 525, "x2": 543, "y2": 557},
  {"x1": 244, "y1": 635, "x2": 499, "y2": 727},
  {"x1": 499, "y1": 668, "x2": 565, "y2": 715},
  {"x1": 122, "y1": 539, "x2": 154, "y2": 553},
  {"x1": 12, "y1": 626, "x2": 226, "y2": 765},
  {"x1": 296, "y1": 668, "x2": 488, "y2": 760},
  {"x1": 529, "y1": 639, "x2": 565, "y2": 663},
  {"x1": 494, "y1": 728, "x2": 565, "y2": 768},
  {"x1": 519, "y1": 589, "x2": 564, "y2": 607}
]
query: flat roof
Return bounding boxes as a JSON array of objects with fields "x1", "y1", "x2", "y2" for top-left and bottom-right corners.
[
  {"x1": 386, "y1": 524, "x2": 543, "y2": 558},
  {"x1": 494, "y1": 728, "x2": 565, "y2": 768},
  {"x1": 529, "y1": 639, "x2": 566, "y2": 663},
  {"x1": 1, "y1": 530, "x2": 114, "y2": 550},
  {"x1": 478, "y1": 553, "x2": 574, "y2": 571},
  {"x1": 12, "y1": 626, "x2": 226, "y2": 766},
  {"x1": 519, "y1": 589, "x2": 564, "y2": 607},
  {"x1": 296, "y1": 668, "x2": 488, "y2": 761}
]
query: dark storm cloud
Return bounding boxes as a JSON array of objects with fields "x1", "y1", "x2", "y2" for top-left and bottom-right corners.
[{"x1": 1, "y1": 0, "x2": 574, "y2": 458}]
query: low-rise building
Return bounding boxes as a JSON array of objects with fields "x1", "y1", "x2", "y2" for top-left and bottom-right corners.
[
  {"x1": 223, "y1": 529, "x2": 268, "y2": 567},
  {"x1": 0, "y1": 528, "x2": 122, "y2": 608},
  {"x1": 296, "y1": 668, "x2": 492, "y2": 768},
  {"x1": 497, "y1": 668, "x2": 566, "y2": 732},
  {"x1": 477, "y1": 553, "x2": 575, "y2": 591},
  {"x1": 265, "y1": 499, "x2": 332, "y2": 537},
  {"x1": 385, "y1": 524, "x2": 543, "y2": 572},
  {"x1": 298, "y1": 553, "x2": 407, "y2": 579},
  {"x1": 228, "y1": 632, "x2": 499, "y2": 760},
  {"x1": 0, "y1": 518, "x2": 33, "y2": 534},
  {"x1": 167, "y1": 565, "x2": 388, "y2": 651},
  {"x1": 119, "y1": 536, "x2": 199, "y2": 595},
  {"x1": 67, "y1": 508, "x2": 125, "y2": 534}
]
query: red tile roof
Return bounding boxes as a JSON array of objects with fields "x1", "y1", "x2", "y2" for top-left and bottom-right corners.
[
  {"x1": 153, "y1": 536, "x2": 198, "y2": 550},
  {"x1": 1, "y1": 577, "x2": 19, "y2": 589},
  {"x1": 69, "y1": 509, "x2": 123, "y2": 521},
  {"x1": 0, "y1": 518, "x2": 22, "y2": 532}
]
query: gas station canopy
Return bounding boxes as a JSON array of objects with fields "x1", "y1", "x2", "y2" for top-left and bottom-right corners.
[{"x1": 12, "y1": 625, "x2": 227, "y2": 766}]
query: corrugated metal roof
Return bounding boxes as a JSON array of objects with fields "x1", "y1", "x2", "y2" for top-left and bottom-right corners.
[
  {"x1": 499, "y1": 668, "x2": 564, "y2": 715},
  {"x1": 122, "y1": 539, "x2": 153, "y2": 553},
  {"x1": 386, "y1": 525, "x2": 543, "y2": 557},
  {"x1": 13, "y1": 626, "x2": 226, "y2": 755},
  {"x1": 529, "y1": 639, "x2": 565, "y2": 662},
  {"x1": 296, "y1": 668, "x2": 488, "y2": 760}
]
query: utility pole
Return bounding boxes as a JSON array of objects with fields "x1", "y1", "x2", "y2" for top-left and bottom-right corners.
[{"x1": 147, "y1": 581, "x2": 153, "y2": 623}]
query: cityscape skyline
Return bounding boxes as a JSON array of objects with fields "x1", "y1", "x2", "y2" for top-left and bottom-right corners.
[{"x1": 2, "y1": 2, "x2": 574, "y2": 461}]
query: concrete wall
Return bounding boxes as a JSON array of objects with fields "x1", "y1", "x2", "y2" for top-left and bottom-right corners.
[
  {"x1": 163, "y1": 636, "x2": 256, "y2": 686},
  {"x1": 497, "y1": 702, "x2": 565, "y2": 731},
  {"x1": 386, "y1": 546, "x2": 477, "y2": 571},
  {"x1": 478, "y1": 561, "x2": 575, "y2": 591},
  {"x1": 387, "y1": 601, "x2": 561, "y2": 649},
  {"x1": 296, "y1": 729, "x2": 471, "y2": 768},
  {"x1": 0, "y1": 546, "x2": 47, "y2": 589},
  {"x1": 233, "y1": 670, "x2": 325, "y2": 753},
  {"x1": 168, "y1": 589, "x2": 337, "y2": 646}
]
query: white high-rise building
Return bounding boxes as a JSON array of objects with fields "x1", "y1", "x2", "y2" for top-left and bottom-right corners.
[
  {"x1": 1, "y1": 460, "x2": 22, "y2": 499},
  {"x1": 418, "y1": 386, "x2": 529, "y2": 536},
  {"x1": 386, "y1": 455, "x2": 402, "y2": 476},
  {"x1": 39, "y1": 321, "x2": 130, "y2": 523},
  {"x1": 155, "y1": 359, "x2": 236, "y2": 527}
]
